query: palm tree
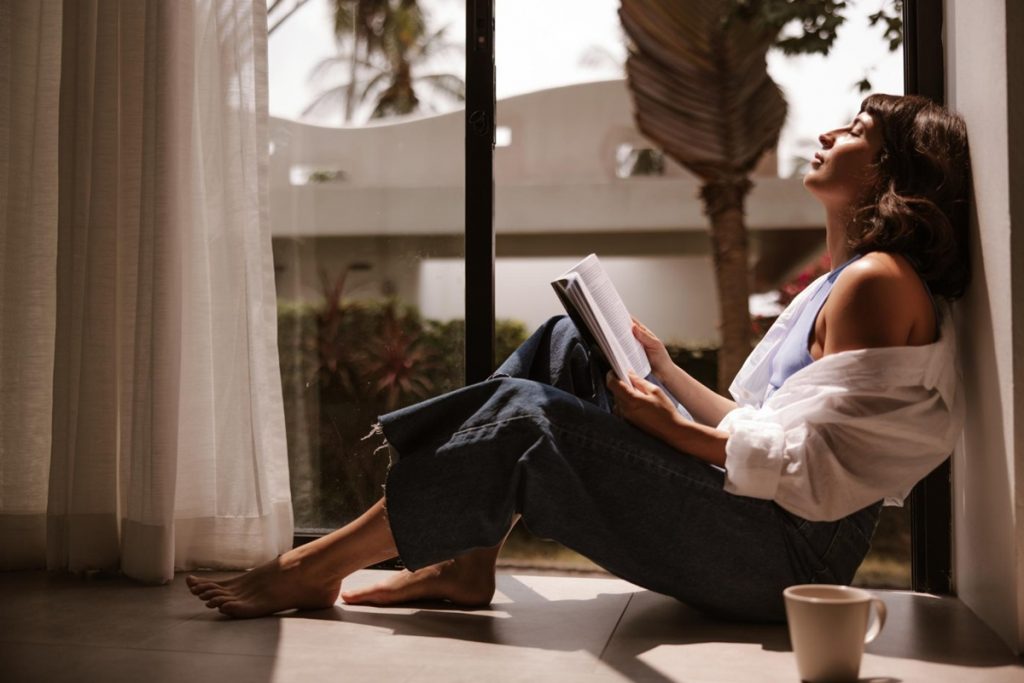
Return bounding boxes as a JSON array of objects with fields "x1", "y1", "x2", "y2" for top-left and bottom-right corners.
[
  {"x1": 619, "y1": 0, "x2": 787, "y2": 391},
  {"x1": 333, "y1": 0, "x2": 391, "y2": 123},
  {"x1": 306, "y1": 18, "x2": 465, "y2": 121},
  {"x1": 304, "y1": 0, "x2": 465, "y2": 123},
  {"x1": 364, "y1": 11, "x2": 466, "y2": 119}
]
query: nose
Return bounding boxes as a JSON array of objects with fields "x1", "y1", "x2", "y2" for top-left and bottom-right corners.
[{"x1": 818, "y1": 131, "x2": 834, "y2": 148}]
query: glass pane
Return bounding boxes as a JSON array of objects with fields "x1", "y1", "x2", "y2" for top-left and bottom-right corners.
[
  {"x1": 268, "y1": 0, "x2": 466, "y2": 531},
  {"x1": 492, "y1": 0, "x2": 909, "y2": 585}
]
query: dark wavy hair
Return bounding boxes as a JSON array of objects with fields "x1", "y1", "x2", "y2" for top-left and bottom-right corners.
[{"x1": 850, "y1": 94, "x2": 972, "y2": 300}]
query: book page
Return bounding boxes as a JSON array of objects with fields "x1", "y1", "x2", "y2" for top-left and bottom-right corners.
[
  {"x1": 566, "y1": 255, "x2": 650, "y2": 378},
  {"x1": 569, "y1": 277, "x2": 633, "y2": 381}
]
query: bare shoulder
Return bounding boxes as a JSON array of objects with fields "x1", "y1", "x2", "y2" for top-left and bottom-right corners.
[
  {"x1": 821, "y1": 252, "x2": 933, "y2": 355},
  {"x1": 837, "y1": 252, "x2": 913, "y2": 300}
]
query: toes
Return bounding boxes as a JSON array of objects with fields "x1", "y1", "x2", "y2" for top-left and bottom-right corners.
[
  {"x1": 340, "y1": 588, "x2": 380, "y2": 605},
  {"x1": 199, "y1": 588, "x2": 231, "y2": 601},
  {"x1": 218, "y1": 601, "x2": 252, "y2": 618},
  {"x1": 207, "y1": 595, "x2": 233, "y2": 609},
  {"x1": 190, "y1": 582, "x2": 221, "y2": 596}
]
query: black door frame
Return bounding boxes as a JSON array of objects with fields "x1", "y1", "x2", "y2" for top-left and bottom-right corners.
[
  {"x1": 903, "y1": 0, "x2": 953, "y2": 595},
  {"x1": 465, "y1": 0, "x2": 496, "y2": 383}
]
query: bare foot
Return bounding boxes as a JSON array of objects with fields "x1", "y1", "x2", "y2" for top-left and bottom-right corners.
[
  {"x1": 186, "y1": 551, "x2": 341, "y2": 619},
  {"x1": 340, "y1": 555, "x2": 496, "y2": 607}
]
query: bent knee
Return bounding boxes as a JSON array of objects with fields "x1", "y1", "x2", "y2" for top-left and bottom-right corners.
[{"x1": 545, "y1": 314, "x2": 584, "y2": 344}]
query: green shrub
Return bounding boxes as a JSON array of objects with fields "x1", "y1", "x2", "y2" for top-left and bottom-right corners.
[{"x1": 278, "y1": 299, "x2": 531, "y2": 528}]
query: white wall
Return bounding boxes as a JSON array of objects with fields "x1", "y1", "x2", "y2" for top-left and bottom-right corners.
[
  {"x1": 947, "y1": 0, "x2": 1024, "y2": 654},
  {"x1": 266, "y1": 80, "x2": 822, "y2": 240}
]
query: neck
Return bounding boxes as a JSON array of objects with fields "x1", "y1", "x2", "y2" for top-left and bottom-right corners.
[{"x1": 825, "y1": 205, "x2": 854, "y2": 270}]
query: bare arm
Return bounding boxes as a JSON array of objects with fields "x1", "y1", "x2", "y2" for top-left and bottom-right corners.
[
  {"x1": 631, "y1": 319, "x2": 737, "y2": 427},
  {"x1": 607, "y1": 371, "x2": 728, "y2": 467}
]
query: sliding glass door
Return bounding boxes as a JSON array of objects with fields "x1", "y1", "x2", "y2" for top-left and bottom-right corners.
[{"x1": 268, "y1": 0, "x2": 468, "y2": 531}]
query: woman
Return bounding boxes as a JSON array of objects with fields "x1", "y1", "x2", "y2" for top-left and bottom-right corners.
[{"x1": 187, "y1": 94, "x2": 971, "y2": 621}]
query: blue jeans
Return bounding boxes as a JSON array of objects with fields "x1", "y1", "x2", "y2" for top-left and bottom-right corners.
[{"x1": 377, "y1": 316, "x2": 880, "y2": 622}]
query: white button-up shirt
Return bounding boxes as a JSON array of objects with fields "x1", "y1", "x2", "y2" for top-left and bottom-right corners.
[{"x1": 716, "y1": 272, "x2": 964, "y2": 522}]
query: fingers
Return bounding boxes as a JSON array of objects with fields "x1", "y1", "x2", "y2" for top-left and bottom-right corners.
[
  {"x1": 606, "y1": 372, "x2": 626, "y2": 417},
  {"x1": 608, "y1": 370, "x2": 648, "y2": 392},
  {"x1": 628, "y1": 371, "x2": 659, "y2": 393},
  {"x1": 631, "y1": 320, "x2": 662, "y2": 351},
  {"x1": 631, "y1": 317, "x2": 653, "y2": 335},
  {"x1": 605, "y1": 370, "x2": 628, "y2": 394},
  {"x1": 626, "y1": 371, "x2": 664, "y2": 398},
  {"x1": 606, "y1": 371, "x2": 641, "y2": 405}
]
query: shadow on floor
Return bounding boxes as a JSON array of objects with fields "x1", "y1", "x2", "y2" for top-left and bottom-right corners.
[{"x1": 274, "y1": 576, "x2": 1022, "y2": 683}]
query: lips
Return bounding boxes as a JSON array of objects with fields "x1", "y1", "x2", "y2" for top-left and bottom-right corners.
[{"x1": 812, "y1": 152, "x2": 825, "y2": 166}]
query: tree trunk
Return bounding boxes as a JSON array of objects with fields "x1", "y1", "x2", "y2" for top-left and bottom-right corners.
[
  {"x1": 344, "y1": 23, "x2": 359, "y2": 124},
  {"x1": 701, "y1": 177, "x2": 753, "y2": 393}
]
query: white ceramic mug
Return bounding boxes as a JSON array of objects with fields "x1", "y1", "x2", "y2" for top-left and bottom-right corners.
[{"x1": 783, "y1": 584, "x2": 887, "y2": 683}]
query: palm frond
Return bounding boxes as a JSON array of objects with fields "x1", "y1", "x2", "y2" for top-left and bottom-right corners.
[
  {"x1": 358, "y1": 71, "x2": 390, "y2": 104},
  {"x1": 302, "y1": 84, "x2": 353, "y2": 117},
  {"x1": 416, "y1": 73, "x2": 466, "y2": 101},
  {"x1": 620, "y1": 0, "x2": 785, "y2": 181}
]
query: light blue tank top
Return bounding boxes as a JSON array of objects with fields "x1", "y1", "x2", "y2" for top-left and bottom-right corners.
[{"x1": 764, "y1": 254, "x2": 864, "y2": 401}]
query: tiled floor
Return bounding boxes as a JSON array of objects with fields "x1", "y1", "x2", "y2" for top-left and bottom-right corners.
[{"x1": 1, "y1": 569, "x2": 1021, "y2": 682}]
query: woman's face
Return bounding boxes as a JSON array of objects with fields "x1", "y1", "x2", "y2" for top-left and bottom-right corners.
[{"x1": 803, "y1": 112, "x2": 885, "y2": 209}]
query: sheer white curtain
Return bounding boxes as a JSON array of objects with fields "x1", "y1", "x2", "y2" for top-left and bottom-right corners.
[
  {"x1": 0, "y1": 0, "x2": 292, "y2": 583},
  {"x1": 0, "y1": 0, "x2": 63, "y2": 571}
]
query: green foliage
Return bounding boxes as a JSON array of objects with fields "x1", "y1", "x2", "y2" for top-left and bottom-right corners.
[
  {"x1": 869, "y1": 0, "x2": 904, "y2": 52},
  {"x1": 277, "y1": 297, "x2": 530, "y2": 528},
  {"x1": 496, "y1": 319, "x2": 530, "y2": 367},
  {"x1": 304, "y1": 0, "x2": 465, "y2": 122},
  {"x1": 731, "y1": 0, "x2": 849, "y2": 56},
  {"x1": 730, "y1": 0, "x2": 903, "y2": 57}
]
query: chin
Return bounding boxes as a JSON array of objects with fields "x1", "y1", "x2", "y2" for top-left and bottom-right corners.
[
  {"x1": 802, "y1": 172, "x2": 821, "y2": 195},
  {"x1": 802, "y1": 176, "x2": 833, "y2": 210}
]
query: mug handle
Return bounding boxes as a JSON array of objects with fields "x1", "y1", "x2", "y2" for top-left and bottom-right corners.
[{"x1": 864, "y1": 598, "x2": 888, "y2": 644}]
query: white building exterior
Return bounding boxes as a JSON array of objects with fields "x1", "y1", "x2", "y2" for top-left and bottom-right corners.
[{"x1": 268, "y1": 78, "x2": 825, "y2": 345}]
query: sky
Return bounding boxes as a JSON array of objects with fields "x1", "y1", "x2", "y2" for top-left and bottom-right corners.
[{"x1": 268, "y1": 0, "x2": 903, "y2": 175}]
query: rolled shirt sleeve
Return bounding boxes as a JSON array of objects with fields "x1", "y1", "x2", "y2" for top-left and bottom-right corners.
[
  {"x1": 716, "y1": 377, "x2": 963, "y2": 522},
  {"x1": 717, "y1": 406, "x2": 787, "y2": 500}
]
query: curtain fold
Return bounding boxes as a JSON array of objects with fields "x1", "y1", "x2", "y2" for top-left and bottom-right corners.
[
  {"x1": 0, "y1": 0, "x2": 63, "y2": 570},
  {"x1": 1, "y1": 0, "x2": 293, "y2": 583}
]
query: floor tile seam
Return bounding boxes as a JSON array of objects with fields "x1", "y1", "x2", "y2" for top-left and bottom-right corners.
[
  {"x1": 0, "y1": 638, "x2": 281, "y2": 659},
  {"x1": 596, "y1": 591, "x2": 634, "y2": 662}
]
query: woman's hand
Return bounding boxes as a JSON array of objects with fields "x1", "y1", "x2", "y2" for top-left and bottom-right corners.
[
  {"x1": 607, "y1": 370, "x2": 682, "y2": 443},
  {"x1": 606, "y1": 370, "x2": 729, "y2": 467},
  {"x1": 632, "y1": 318, "x2": 673, "y2": 376}
]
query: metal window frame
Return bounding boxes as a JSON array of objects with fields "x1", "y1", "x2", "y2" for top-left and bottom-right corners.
[
  {"x1": 903, "y1": 0, "x2": 953, "y2": 595},
  {"x1": 466, "y1": 0, "x2": 496, "y2": 383}
]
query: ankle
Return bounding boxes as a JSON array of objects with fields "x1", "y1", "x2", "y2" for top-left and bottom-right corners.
[
  {"x1": 278, "y1": 544, "x2": 351, "y2": 585},
  {"x1": 454, "y1": 551, "x2": 498, "y2": 579}
]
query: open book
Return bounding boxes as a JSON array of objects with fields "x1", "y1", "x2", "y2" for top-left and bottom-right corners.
[{"x1": 551, "y1": 254, "x2": 651, "y2": 383}]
